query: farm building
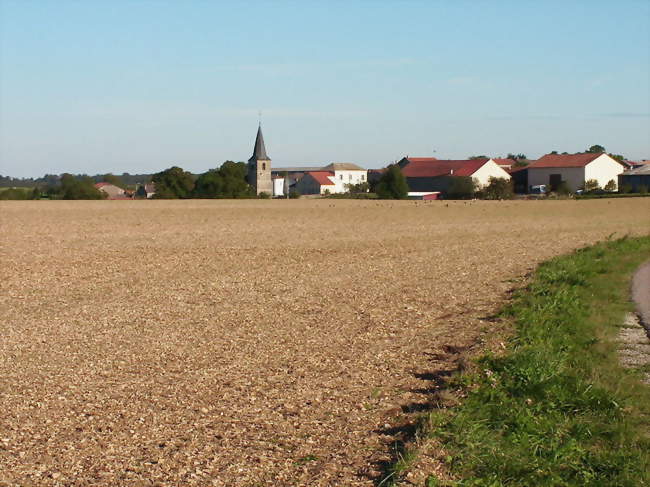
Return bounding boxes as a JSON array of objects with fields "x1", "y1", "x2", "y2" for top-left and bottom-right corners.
[
  {"x1": 619, "y1": 165, "x2": 650, "y2": 193},
  {"x1": 527, "y1": 153, "x2": 625, "y2": 192},
  {"x1": 508, "y1": 165, "x2": 529, "y2": 194},
  {"x1": 320, "y1": 163, "x2": 367, "y2": 193},
  {"x1": 397, "y1": 157, "x2": 511, "y2": 195},
  {"x1": 94, "y1": 182, "x2": 129, "y2": 199},
  {"x1": 295, "y1": 171, "x2": 337, "y2": 195},
  {"x1": 275, "y1": 162, "x2": 367, "y2": 195}
]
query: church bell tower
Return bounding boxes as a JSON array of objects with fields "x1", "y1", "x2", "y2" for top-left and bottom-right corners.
[{"x1": 247, "y1": 124, "x2": 273, "y2": 195}]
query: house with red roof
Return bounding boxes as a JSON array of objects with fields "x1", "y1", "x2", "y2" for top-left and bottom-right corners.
[
  {"x1": 94, "y1": 182, "x2": 130, "y2": 199},
  {"x1": 294, "y1": 171, "x2": 337, "y2": 195},
  {"x1": 396, "y1": 157, "x2": 511, "y2": 196},
  {"x1": 289, "y1": 163, "x2": 367, "y2": 195},
  {"x1": 527, "y1": 153, "x2": 625, "y2": 192}
]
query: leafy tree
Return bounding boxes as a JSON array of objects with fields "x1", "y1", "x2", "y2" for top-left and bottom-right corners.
[
  {"x1": 345, "y1": 182, "x2": 369, "y2": 194},
  {"x1": 507, "y1": 153, "x2": 527, "y2": 160},
  {"x1": 152, "y1": 166, "x2": 195, "y2": 199},
  {"x1": 59, "y1": 174, "x2": 105, "y2": 200},
  {"x1": 446, "y1": 176, "x2": 477, "y2": 199},
  {"x1": 513, "y1": 160, "x2": 530, "y2": 168},
  {"x1": 219, "y1": 161, "x2": 253, "y2": 198},
  {"x1": 583, "y1": 179, "x2": 601, "y2": 193},
  {"x1": 550, "y1": 151, "x2": 559, "y2": 155},
  {"x1": 376, "y1": 164, "x2": 409, "y2": 199},
  {"x1": 468, "y1": 155, "x2": 488, "y2": 160},
  {"x1": 608, "y1": 153, "x2": 625, "y2": 163},
  {"x1": 603, "y1": 179, "x2": 617, "y2": 192},
  {"x1": 482, "y1": 177, "x2": 514, "y2": 200},
  {"x1": 193, "y1": 161, "x2": 253, "y2": 198},
  {"x1": 102, "y1": 173, "x2": 125, "y2": 188},
  {"x1": 193, "y1": 169, "x2": 224, "y2": 198},
  {"x1": 586, "y1": 144, "x2": 606, "y2": 153}
]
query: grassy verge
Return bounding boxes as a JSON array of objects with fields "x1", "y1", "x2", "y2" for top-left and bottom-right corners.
[
  {"x1": 382, "y1": 236, "x2": 650, "y2": 487},
  {"x1": 575, "y1": 193, "x2": 650, "y2": 199}
]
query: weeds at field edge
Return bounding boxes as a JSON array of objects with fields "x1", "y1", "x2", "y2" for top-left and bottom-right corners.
[{"x1": 379, "y1": 236, "x2": 650, "y2": 487}]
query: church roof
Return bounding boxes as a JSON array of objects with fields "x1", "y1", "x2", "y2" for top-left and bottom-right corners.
[{"x1": 249, "y1": 125, "x2": 270, "y2": 161}]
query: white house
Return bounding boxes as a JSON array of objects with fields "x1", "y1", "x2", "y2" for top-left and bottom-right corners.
[
  {"x1": 321, "y1": 163, "x2": 368, "y2": 193},
  {"x1": 527, "y1": 153, "x2": 625, "y2": 192}
]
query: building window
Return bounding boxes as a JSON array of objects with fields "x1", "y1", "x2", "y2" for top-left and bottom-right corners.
[
  {"x1": 361, "y1": 174, "x2": 365, "y2": 181},
  {"x1": 262, "y1": 163, "x2": 266, "y2": 170},
  {"x1": 340, "y1": 175, "x2": 343, "y2": 180},
  {"x1": 349, "y1": 174, "x2": 352, "y2": 181}
]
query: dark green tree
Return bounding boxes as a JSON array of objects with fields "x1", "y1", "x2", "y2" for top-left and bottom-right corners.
[
  {"x1": 376, "y1": 164, "x2": 409, "y2": 199},
  {"x1": 446, "y1": 176, "x2": 477, "y2": 199},
  {"x1": 193, "y1": 161, "x2": 253, "y2": 198},
  {"x1": 482, "y1": 177, "x2": 514, "y2": 200},
  {"x1": 101, "y1": 173, "x2": 125, "y2": 188},
  {"x1": 59, "y1": 174, "x2": 105, "y2": 200},
  {"x1": 193, "y1": 169, "x2": 224, "y2": 198},
  {"x1": 608, "y1": 153, "x2": 625, "y2": 162},
  {"x1": 586, "y1": 144, "x2": 606, "y2": 153},
  {"x1": 468, "y1": 155, "x2": 488, "y2": 160},
  {"x1": 507, "y1": 153, "x2": 527, "y2": 161},
  {"x1": 218, "y1": 161, "x2": 253, "y2": 198},
  {"x1": 152, "y1": 166, "x2": 195, "y2": 199}
]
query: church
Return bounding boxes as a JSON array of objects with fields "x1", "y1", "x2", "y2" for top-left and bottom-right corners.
[{"x1": 247, "y1": 125, "x2": 273, "y2": 195}]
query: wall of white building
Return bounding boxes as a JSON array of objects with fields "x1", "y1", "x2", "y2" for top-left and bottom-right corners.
[
  {"x1": 472, "y1": 160, "x2": 511, "y2": 187},
  {"x1": 272, "y1": 178, "x2": 285, "y2": 197},
  {"x1": 331, "y1": 170, "x2": 367, "y2": 193},
  {"x1": 584, "y1": 154, "x2": 625, "y2": 190}
]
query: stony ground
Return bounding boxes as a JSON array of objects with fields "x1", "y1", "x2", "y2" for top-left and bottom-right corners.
[{"x1": 1, "y1": 199, "x2": 649, "y2": 487}]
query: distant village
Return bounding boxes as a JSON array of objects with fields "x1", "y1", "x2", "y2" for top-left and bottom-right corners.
[{"x1": 2, "y1": 125, "x2": 649, "y2": 200}]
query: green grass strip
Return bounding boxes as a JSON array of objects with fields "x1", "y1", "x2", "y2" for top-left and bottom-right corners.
[{"x1": 421, "y1": 236, "x2": 650, "y2": 487}]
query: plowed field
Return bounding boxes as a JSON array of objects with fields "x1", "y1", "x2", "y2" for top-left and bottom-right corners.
[{"x1": 2, "y1": 199, "x2": 649, "y2": 486}]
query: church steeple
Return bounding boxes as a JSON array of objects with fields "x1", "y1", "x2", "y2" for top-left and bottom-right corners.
[
  {"x1": 250, "y1": 124, "x2": 270, "y2": 162},
  {"x1": 247, "y1": 123, "x2": 273, "y2": 195}
]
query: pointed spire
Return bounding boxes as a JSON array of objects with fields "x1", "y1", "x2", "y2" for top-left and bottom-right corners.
[{"x1": 250, "y1": 124, "x2": 270, "y2": 161}]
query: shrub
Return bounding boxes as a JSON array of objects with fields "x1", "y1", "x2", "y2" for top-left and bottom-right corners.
[
  {"x1": 620, "y1": 183, "x2": 633, "y2": 194},
  {"x1": 639, "y1": 184, "x2": 649, "y2": 195},
  {"x1": 446, "y1": 176, "x2": 477, "y2": 199},
  {"x1": 481, "y1": 177, "x2": 514, "y2": 200},
  {"x1": 289, "y1": 190, "x2": 301, "y2": 199},
  {"x1": 376, "y1": 165, "x2": 409, "y2": 199},
  {"x1": 258, "y1": 191, "x2": 271, "y2": 199},
  {"x1": 603, "y1": 179, "x2": 617, "y2": 192},
  {"x1": 584, "y1": 179, "x2": 600, "y2": 193},
  {"x1": 556, "y1": 181, "x2": 571, "y2": 195},
  {"x1": 0, "y1": 188, "x2": 31, "y2": 200}
]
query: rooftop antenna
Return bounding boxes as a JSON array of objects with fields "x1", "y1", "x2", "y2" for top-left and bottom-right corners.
[{"x1": 258, "y1": 110, "x2": 262, "y2": 126}]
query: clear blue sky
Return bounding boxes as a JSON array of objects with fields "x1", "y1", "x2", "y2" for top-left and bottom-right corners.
[{"x1": 1, "y1": 0, "x2": 649, "y2": 177}]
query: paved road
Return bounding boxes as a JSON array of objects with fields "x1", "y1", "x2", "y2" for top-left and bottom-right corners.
[{"x1": 632, "y1": 260, "x2": 650, "y2": 332}]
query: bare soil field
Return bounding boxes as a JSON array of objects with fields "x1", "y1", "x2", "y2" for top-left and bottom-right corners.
[{"x1": 1, "y1": 199, "x2": 649, "y2": 486}]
